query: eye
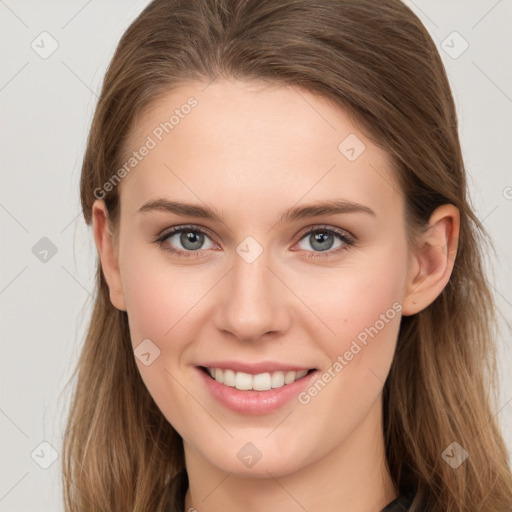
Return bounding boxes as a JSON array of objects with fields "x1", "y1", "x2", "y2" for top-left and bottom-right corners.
[
  {"x1": 155, "y1": 224, "x2": 355, "y2": 259},
  {"x1": 293, "y1": 225, "x2": 355, "y2": 259},
  {"x1": 155, "y1": 225, "x2": 217, "y2": 258}
]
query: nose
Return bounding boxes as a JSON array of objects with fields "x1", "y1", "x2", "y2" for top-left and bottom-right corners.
[{"x1": 212, "y1": 249, "x2": 292, "y2": 343}]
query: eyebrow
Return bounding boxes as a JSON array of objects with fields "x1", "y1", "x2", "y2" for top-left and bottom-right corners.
[{"x1": 138, "y1": 198, "x2": 376, "y2": 224}]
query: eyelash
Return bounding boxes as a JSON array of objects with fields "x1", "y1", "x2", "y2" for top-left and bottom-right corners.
[{"x1": 154, "y1": 224, "x2": 355, "y2": 260}]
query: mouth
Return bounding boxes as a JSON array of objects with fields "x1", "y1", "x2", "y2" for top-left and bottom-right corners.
[
  {"x1": 199, "y1": 366, "x2": 316, "y2": 391},
  {"x1": 196, "y1": 364, "x2": 319, "y2": 415}
]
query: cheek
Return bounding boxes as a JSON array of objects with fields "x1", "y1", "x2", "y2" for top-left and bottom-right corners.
[
  {"x1": 118, "y1": 249, "x2": 205, "y2": 433},
  {"x1": 122, "y1": 270, "x2": 174, "y2": 348},
  {"x1": 119, "y1": 242, "x2": 203, "y2": 347},
  {"x1": 292, "y1": 247, "x2": 406, "y2": 439},
  {"x1": 301, "y1": 242, "x2": 407, "y2": 374}
]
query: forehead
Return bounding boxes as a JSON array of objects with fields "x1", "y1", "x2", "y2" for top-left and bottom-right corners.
[{"x1": 118, "y1": 79, "x2": 402, "y2": 221}]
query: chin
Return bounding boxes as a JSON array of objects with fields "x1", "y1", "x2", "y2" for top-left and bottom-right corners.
[{"x1": 197, "y1": 438, "x2": 313, "y2": 479}]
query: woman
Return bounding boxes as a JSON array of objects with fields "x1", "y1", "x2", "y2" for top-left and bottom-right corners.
[{"x1": 62, "y1": 1, "x2": 512, "y2": 511}]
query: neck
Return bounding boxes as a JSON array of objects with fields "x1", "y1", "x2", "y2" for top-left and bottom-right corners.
[{"x1": 183, "y1": 397, "x2": 396, "y2": 512}]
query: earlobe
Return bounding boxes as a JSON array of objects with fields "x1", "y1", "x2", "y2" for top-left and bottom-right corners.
[
  {"x1": 92, "y1": 200, "x2": 127, "y2": 311},
  {"x1": 402, "y1": 204, "x2": 460, "y2": 316}
]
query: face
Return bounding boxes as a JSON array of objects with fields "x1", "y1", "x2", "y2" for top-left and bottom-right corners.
[{"x1": 97, "y1": 78, "x2": 416, "y2": 477}]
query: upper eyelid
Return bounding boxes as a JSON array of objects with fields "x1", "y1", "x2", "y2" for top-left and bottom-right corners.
[{"x1": 158, "y1": 224, "x2": 216, "y2": 241}]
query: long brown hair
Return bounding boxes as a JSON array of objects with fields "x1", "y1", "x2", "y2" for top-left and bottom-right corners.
[{"x1": 63, "y1": 1, "x2": 512, "y2": 510}]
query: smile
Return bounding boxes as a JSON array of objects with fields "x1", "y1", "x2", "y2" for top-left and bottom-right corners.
[
  {"x1": 205, "y1": 367, "x2": 311, "y2": 391},
  {"x1": 197, "y1": 365, "x2": 319, "y2": 415}
]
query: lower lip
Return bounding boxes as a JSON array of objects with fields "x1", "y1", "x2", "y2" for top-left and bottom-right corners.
[{"x1": 196, "y1": 367, "x2": 319, "y2": 415}]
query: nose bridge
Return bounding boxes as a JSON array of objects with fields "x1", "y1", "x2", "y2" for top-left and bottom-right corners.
[{"x1": 214, "y1": 240, "x2": 290, "y2": 341}]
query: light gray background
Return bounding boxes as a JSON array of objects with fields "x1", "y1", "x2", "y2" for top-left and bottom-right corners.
[{"x1": 1, "y1": 1, "x2": 511, "y2": 510}]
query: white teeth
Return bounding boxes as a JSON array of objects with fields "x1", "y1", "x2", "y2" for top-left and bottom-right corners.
[
  {"x1": 253, "y1": 372, "x2": 271, "y2": 391},
  {"x1": 271, "y1": 371, "x2": 284, "y2": 388},
  {"x1": 214, "y1": 368, "x2": 223, "y2": 383},
  {"x1": 284, "y1": 371, "x2": 296, "y2": 384},
  {"x1": 235, "y1": 371, "x2": 253, "y2": 390},
  {"x1": 206, "y1": 367, "x2": 311, "y2": 391},
  {"x1": 296, "y1": 369, "x2": 308, "y2": 379},
  {"x1": 223, "y1": 369, "x2": 236, "y2": 387}
]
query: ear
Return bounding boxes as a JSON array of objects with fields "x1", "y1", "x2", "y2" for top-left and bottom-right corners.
[
  {"x1": 402, "y1": 204, "x2": 460, "y2": 316},
  {"x1": 92, "y1": 199, "x2": 127, "y2": 311}
]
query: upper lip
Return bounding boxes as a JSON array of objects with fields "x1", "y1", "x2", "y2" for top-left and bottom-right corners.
[{"x1": 198, "y1": 361, "x2": 316, "y2": 375}]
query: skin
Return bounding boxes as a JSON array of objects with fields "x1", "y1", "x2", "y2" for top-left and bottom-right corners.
[{"x1": 92, "y1": 78, "x2": 459, "y2": 512}]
